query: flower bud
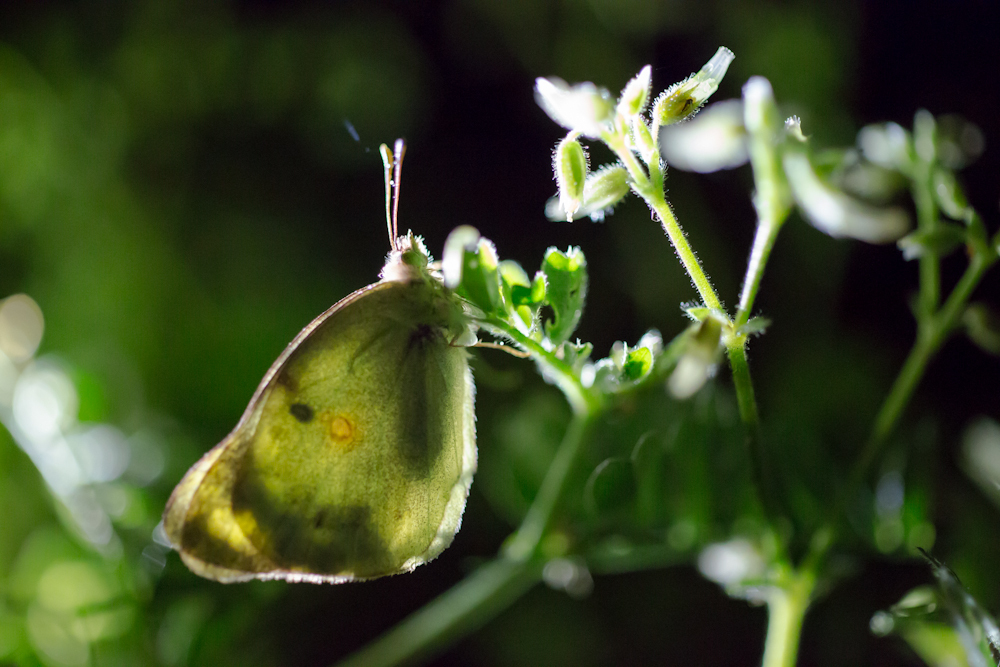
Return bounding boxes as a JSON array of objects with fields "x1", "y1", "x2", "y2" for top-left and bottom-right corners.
[
  {"x1": 617, "y1": 65, "x2": 652, "y2": 118},
  {"x1": 858, "y1": 122, "x2": 913, "y2": 172},
  {"x1": 546, "y1": 165, "x2": 630, "y2": 222},
  {"x1": 554, "y1": 136, "x2": 589, "y2": 221},
  {"x1": 630, "y1": 117, "x2": 657, "y2": 164},
  {"x1": 535, "y1": 77, "x2": 615, "y2": 139},
  {"x1": 653, "y1": 47, "x2": 734, "y2": 128},
  {"x1": 668, "y1": 316, "x2": 722, "y2": 399}
]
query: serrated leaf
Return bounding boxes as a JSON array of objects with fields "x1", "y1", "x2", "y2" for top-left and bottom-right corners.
[{"x1": 542, "y1": 247, "x2": 587, "y2": 345}]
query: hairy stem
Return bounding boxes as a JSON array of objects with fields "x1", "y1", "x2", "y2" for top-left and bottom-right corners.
[
  {"x1": 648, "y1": 191, "x2": 723, "y2": 311},
  {"x1": 606, "y1": 135, "x2": 722, "y2": 311},
  {"x1": 736, "y1": 218, "x2": 780, "y2": 329}
]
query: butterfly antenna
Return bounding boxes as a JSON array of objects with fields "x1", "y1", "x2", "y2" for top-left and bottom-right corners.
[
  {"x1": 379, "y1": 143, "x2": 397, "y2": 251},
  {"x1": 391, "y1": 138, "x2": 406, "y2": 246}
]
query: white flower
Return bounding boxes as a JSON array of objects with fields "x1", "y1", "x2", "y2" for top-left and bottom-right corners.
[
  {"x1": 535, "y1": 77, "x2": 615, "y2": 139},
  {"x1": 659, "y1": 100, "x2": 748, "y2": 173}
]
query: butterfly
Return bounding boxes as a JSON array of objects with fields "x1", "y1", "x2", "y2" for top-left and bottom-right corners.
[{"x1": 163, "y1": 141, "x2": 477, "y2": 583}]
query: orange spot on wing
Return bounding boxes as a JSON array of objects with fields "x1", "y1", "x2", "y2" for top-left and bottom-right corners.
[{"x1": 321, "y1": 412, "x2": 360, "y2": 452}]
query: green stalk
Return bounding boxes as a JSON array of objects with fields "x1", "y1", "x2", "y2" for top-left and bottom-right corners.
[
  {"x1": 335, "y1": 559, "x2": 542, "y2": 667},
  {"x1": 761, "y1": 568, "x2": 815, "y2": 667},
  {"x1": 648, "y1": 191, "x2": 724, "y2": 311},
  {"x1": 505, "y1": 410, "x2": 598, "y2": 561},
  {"x1": 605, "y1": 135, "x2": 723, "y2": 311},
  {"x1": 858, "y1": 250, "x2": 995, "y2": 476},
  {"x1": 726, "y1": 340, "x2": 759, "y2": 430},
  {"x1": 486, "y1": 320, "x2": 595, "y2": 416},
  {"x1": 735, "y1": 218, "x2": 780, "y2": 329}
]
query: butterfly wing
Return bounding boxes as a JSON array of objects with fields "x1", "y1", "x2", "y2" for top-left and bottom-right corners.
[{"x1": 163, "y1": 280, "x2": 476, "y2": 583}]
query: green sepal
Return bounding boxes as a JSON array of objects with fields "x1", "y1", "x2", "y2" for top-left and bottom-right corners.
[
  {"x1": 683, "y1": 304, "x2": 727, "y2": 323},
  {"x1": 560, "y1": 340, "x2": 594, "y2": 376},
  {"x1": 555, "y1": 135, "x2": 589, "y2": 221},
  {"x1": 736, "y1": 316, "x2": 771, "y2": 338},
  {"x1": 653, "y1": 47, "x2": 734, "y2": 128},
  {"x1": 541, "y1": 246, "x2": 588, "y2": 345},
  {"x1": 897, "y1": 224, "x2": 967, "y2": 261}
]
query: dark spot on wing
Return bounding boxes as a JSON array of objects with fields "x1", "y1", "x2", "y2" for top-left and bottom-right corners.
[{"x1": 289, "y1": 403, "x2": 313, "y2": 423}]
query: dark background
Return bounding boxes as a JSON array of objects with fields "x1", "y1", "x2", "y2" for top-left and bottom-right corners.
[{"x1": 0, "y1": 1, "x2": 999, "y2": 665}]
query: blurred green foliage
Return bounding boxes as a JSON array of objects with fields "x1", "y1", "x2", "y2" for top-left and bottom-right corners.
[{"x1": 1, "y1": 1, "x2": 999, "y2": 666}]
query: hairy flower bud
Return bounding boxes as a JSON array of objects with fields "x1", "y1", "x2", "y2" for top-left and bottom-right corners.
[
  {"x1": 554, "y1": 136, "x2": 589, "y2": 221},
  {"x1": 653, "y1": 47, "x2": 734, "y2": 128},
  {"x1": 617, "y1": 65, "x2": 652, "y2": 118}
]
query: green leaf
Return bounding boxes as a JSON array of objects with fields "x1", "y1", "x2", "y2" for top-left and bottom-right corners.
[
  {"x1": 623, "y1": 346, "x2": 652, "y2": 380},
  {"x1": 541, "y1": 247, "x2": 587, "y2": 345},
  {"x1": 456, "y1": 238, "x2": 503, "y2": 315},
  {"x1": 499, "y1": 261, "x2": 543, "y2": 334}
]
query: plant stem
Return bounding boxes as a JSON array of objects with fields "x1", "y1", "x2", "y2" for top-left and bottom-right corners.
[
  {"x1": 335, "y1": 558, "x2": 543, "y2": 667},
  {"x1": 857, "y1": 250, "x2": 994, "y2": 478},
  {"x1": 648, "y1": 191, "x2": 723, "y2": 311},
  {"x1": 726, "y1": 340, "x2": 759, "y2": 430},
  {"x1": 485, "y1": 319, "x2": 595, "y2": 415},
  {"x1": 606, "y1": 135, "x2": 722, "y2": 311},
  {"x1": 912, "y1": 164, "x2": 941, "y2": 315},
  {"x1": 505, "y1": 410, "x2": 598, "y2": 561},
  {"x1": 761, "y1": 568, "x2": 815, "y2": 667},
  {"x1": 736, "y1": 218, "x2": 780, "y2": 329}
]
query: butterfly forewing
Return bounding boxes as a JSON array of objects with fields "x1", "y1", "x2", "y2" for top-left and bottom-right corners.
[{"x1": 164, "y1": 280, "x2": 476, "y2": 583}]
